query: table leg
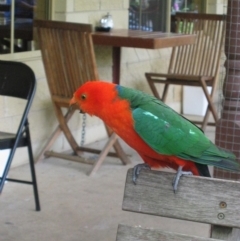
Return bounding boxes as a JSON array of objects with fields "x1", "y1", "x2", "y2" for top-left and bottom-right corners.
[{"x1": 112, "y1": 46, "x2": 121, "y2": 85}]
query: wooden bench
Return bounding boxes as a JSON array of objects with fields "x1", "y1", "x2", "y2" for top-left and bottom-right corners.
[{"x1": 116, "y1": 169, "x2": 240, "y2": 241}]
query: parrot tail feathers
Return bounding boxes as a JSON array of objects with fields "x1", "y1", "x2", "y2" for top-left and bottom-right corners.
[
  {"x1": 209, "y1": 157, "x2": 240, "y2": 173},
  {"x1": 193, "y1": 146, "x2": 240, "y2": 173},
  {"x1": 182, "y1": 146, "x2": 240, "y2": 173},
  {"x1": 194, "y1": 163, "x2": 211, "y2": 177},
  {"x1": 195, "y1": 153, "x2": 240, "y2": 173},
  {"x1": 209, "y1": 147, "x2": 240, "y2": 172}
]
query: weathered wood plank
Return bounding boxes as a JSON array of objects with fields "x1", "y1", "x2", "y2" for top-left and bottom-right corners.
[
  {"x1": 211, "y1": 226, "x2": 233, "y2": 240},
  {"x1": 122, "y1": 169, "x2": 240, "y2": 228},
  {"x1": 211, "y1": 226, "x2": 240, "y2": 241},
  {"x1": 116, "y1": 224, "x2": 223, "y2": 241}
]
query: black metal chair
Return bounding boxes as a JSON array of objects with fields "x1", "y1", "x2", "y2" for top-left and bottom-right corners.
[{"x1": 0, "y1": 60, "x2": 40, "y2": 211}]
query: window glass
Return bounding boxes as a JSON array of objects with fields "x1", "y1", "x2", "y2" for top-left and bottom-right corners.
[
  {"x1": 171, "y1": 0, "x2": 204, "y2": 13},
  {"x1": 0, "y1": 0, "x2": 49, "y2": 54},
  {"x1": 171, "y1": 0, "x2": 205, "y2": 32},
  {"x1": 129, "y1": 0, "x2": 168, "y2": 32}
]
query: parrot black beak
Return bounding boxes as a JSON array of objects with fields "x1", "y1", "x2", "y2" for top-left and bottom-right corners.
[
  {"x1": 69, "y1": 96, "x2": 85, "y2": 114},
  {"x1": 70, "y1": 96, "x2": 77, "y2": 106},
  {"x1": 69, "y1": 104, "x2": 85, "y2": 114},
  {"x1": 79, "y1": 109, "x2": 85, "y2": 114}
]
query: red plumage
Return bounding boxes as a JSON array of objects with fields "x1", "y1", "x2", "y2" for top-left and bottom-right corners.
[{"x1": 70, "y1": 81, "x2": 201, "y2": 176}]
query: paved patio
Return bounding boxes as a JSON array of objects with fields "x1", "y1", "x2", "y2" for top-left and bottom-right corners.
[{"x1": 0, "y1": 126, "x2": 215, "y2": 241}]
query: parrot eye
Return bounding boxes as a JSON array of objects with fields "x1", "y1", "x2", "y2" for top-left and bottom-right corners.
[{"x1": 81, "y1": 94, "x2": 86, "y2": 100}]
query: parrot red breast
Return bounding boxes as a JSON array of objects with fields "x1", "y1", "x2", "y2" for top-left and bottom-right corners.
[{"x1": 70, "y1": 81, "x2": 240, "y2": 191}]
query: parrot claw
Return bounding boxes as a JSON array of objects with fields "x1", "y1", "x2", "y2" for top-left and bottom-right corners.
[
  {"x1": 172, "y1": 166, "x2": 192, "y2": 193},
  {"x1": 132, "y1": 163, "x2": 151, "y2": 184}
]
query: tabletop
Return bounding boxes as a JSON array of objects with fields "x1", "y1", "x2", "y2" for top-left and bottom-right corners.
[{"x1": 92, "y1": 29, "x2": 196, "y2": 49}]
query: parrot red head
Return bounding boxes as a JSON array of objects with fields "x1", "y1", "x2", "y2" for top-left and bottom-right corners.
[{"x1": 70, "y1": 81, "x2": 118, "y2": 116}]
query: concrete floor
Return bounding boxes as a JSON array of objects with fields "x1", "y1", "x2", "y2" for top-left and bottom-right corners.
[{"x1": 0, "y1": 127, "x2": 215, "y2": 241}]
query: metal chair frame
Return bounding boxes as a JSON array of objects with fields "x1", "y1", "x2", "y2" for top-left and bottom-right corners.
[{"x1": 0, "y1": 60, "x2": 40, "y2": 211}]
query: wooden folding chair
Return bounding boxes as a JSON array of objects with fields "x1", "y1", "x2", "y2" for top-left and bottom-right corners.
[
  {"x1": 146, "y1": 13, "x2": 226, "y2": 131},
  {"x1": 34, "y1": 20, "x2": 130, "y2": 175}
]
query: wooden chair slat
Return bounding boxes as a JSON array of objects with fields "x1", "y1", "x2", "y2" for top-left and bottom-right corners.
[
  {"x1": 116, "y1": 224, "x2": 223, "y2": 241},
  {"x1": 122, "y1": 169, "x2": 240, "y2": 228}
]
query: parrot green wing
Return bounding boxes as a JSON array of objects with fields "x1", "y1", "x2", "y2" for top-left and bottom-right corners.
[
  {"x1": 116, "y1": 85, "x2": 239, "y2": 171},
  {"x1": 132, "y1": 101, "x2": 211, "y2": 158}
]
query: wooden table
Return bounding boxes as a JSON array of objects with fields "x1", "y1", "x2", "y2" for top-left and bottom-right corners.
[{"x1": 92, "y1": 29, "x2": 196, "y2": 85}]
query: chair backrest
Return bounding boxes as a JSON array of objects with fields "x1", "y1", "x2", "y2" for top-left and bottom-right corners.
[
  {"x1": 34, "y1": 20, "x2": 99, "y2": 100},
  {"x1": 0, "y1": 60, "x2": 36, "y2": 184},
  {"x1": 0, "y1": 60, "x2": 36, "y2": 137},
  {"x1": 119, "y1": 169, "x2": 240, "y2": 241},
  {"x1": 0, "y1": 60, "x2": 36, "y2": 100},
  {"x1": 169, "y1": 13, "x2": 226, "y2": 77}
]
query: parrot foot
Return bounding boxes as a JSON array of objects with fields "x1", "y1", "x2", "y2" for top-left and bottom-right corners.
[
  {"x1": 172, "y1": 166, "x2": 192, "y2": 193},
  {"x1": 132, "y1": 163, "x2": 151, "y2": 184}
]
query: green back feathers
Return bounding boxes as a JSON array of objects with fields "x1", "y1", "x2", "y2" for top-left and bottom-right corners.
[{"x1": 116, "y1": 85, "x2": 240, "y2": 172}]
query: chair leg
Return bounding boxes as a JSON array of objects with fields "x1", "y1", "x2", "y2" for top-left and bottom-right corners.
[
  {"x1": 88, "y1": 133, "x2": 118, "y2": 176},
  {"x1": 201, "y1": 107, "x2": 211, "y2": 131},
  {"x1": 35, "y1": 110, "x2": 75, "y2": 162},
  {"x1": 112, "y1": 139, "x2": 131, "y2": 165},
  {"x1": 54, "y1": 105, "x2": 79, "y2": 153},
  {"x1": 105, "y1": 125, "x2": 131, "y2": 165},
  {"x1": 200, "y1": 79, "x2": 219, "y2": 123},
  {"x1": 146, "y1": 75, "x2": 162, "y2": 100},
  {"x1": 25, "y1": 123, "x2": 40, "y2": 211},
  {"x1": 162, "y1": 83, "x2": 170, "y2": 103},
  {"x1": 0, "y1": 150, "x2": 14, "y2": 193},
  {"x1": 36, "y1": 125, "x2": 62, "y2": 162},
  {"x1": 146, "y1": 74, "x2": 170, "y2": 102},
  {"x1": 201, "y1": 80, "x2": 218, "y2": 131}
]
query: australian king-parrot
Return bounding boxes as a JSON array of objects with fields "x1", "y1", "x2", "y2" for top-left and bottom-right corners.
[{"x1": 70, "y1": 81, "x2": 240, "y2": 192}]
